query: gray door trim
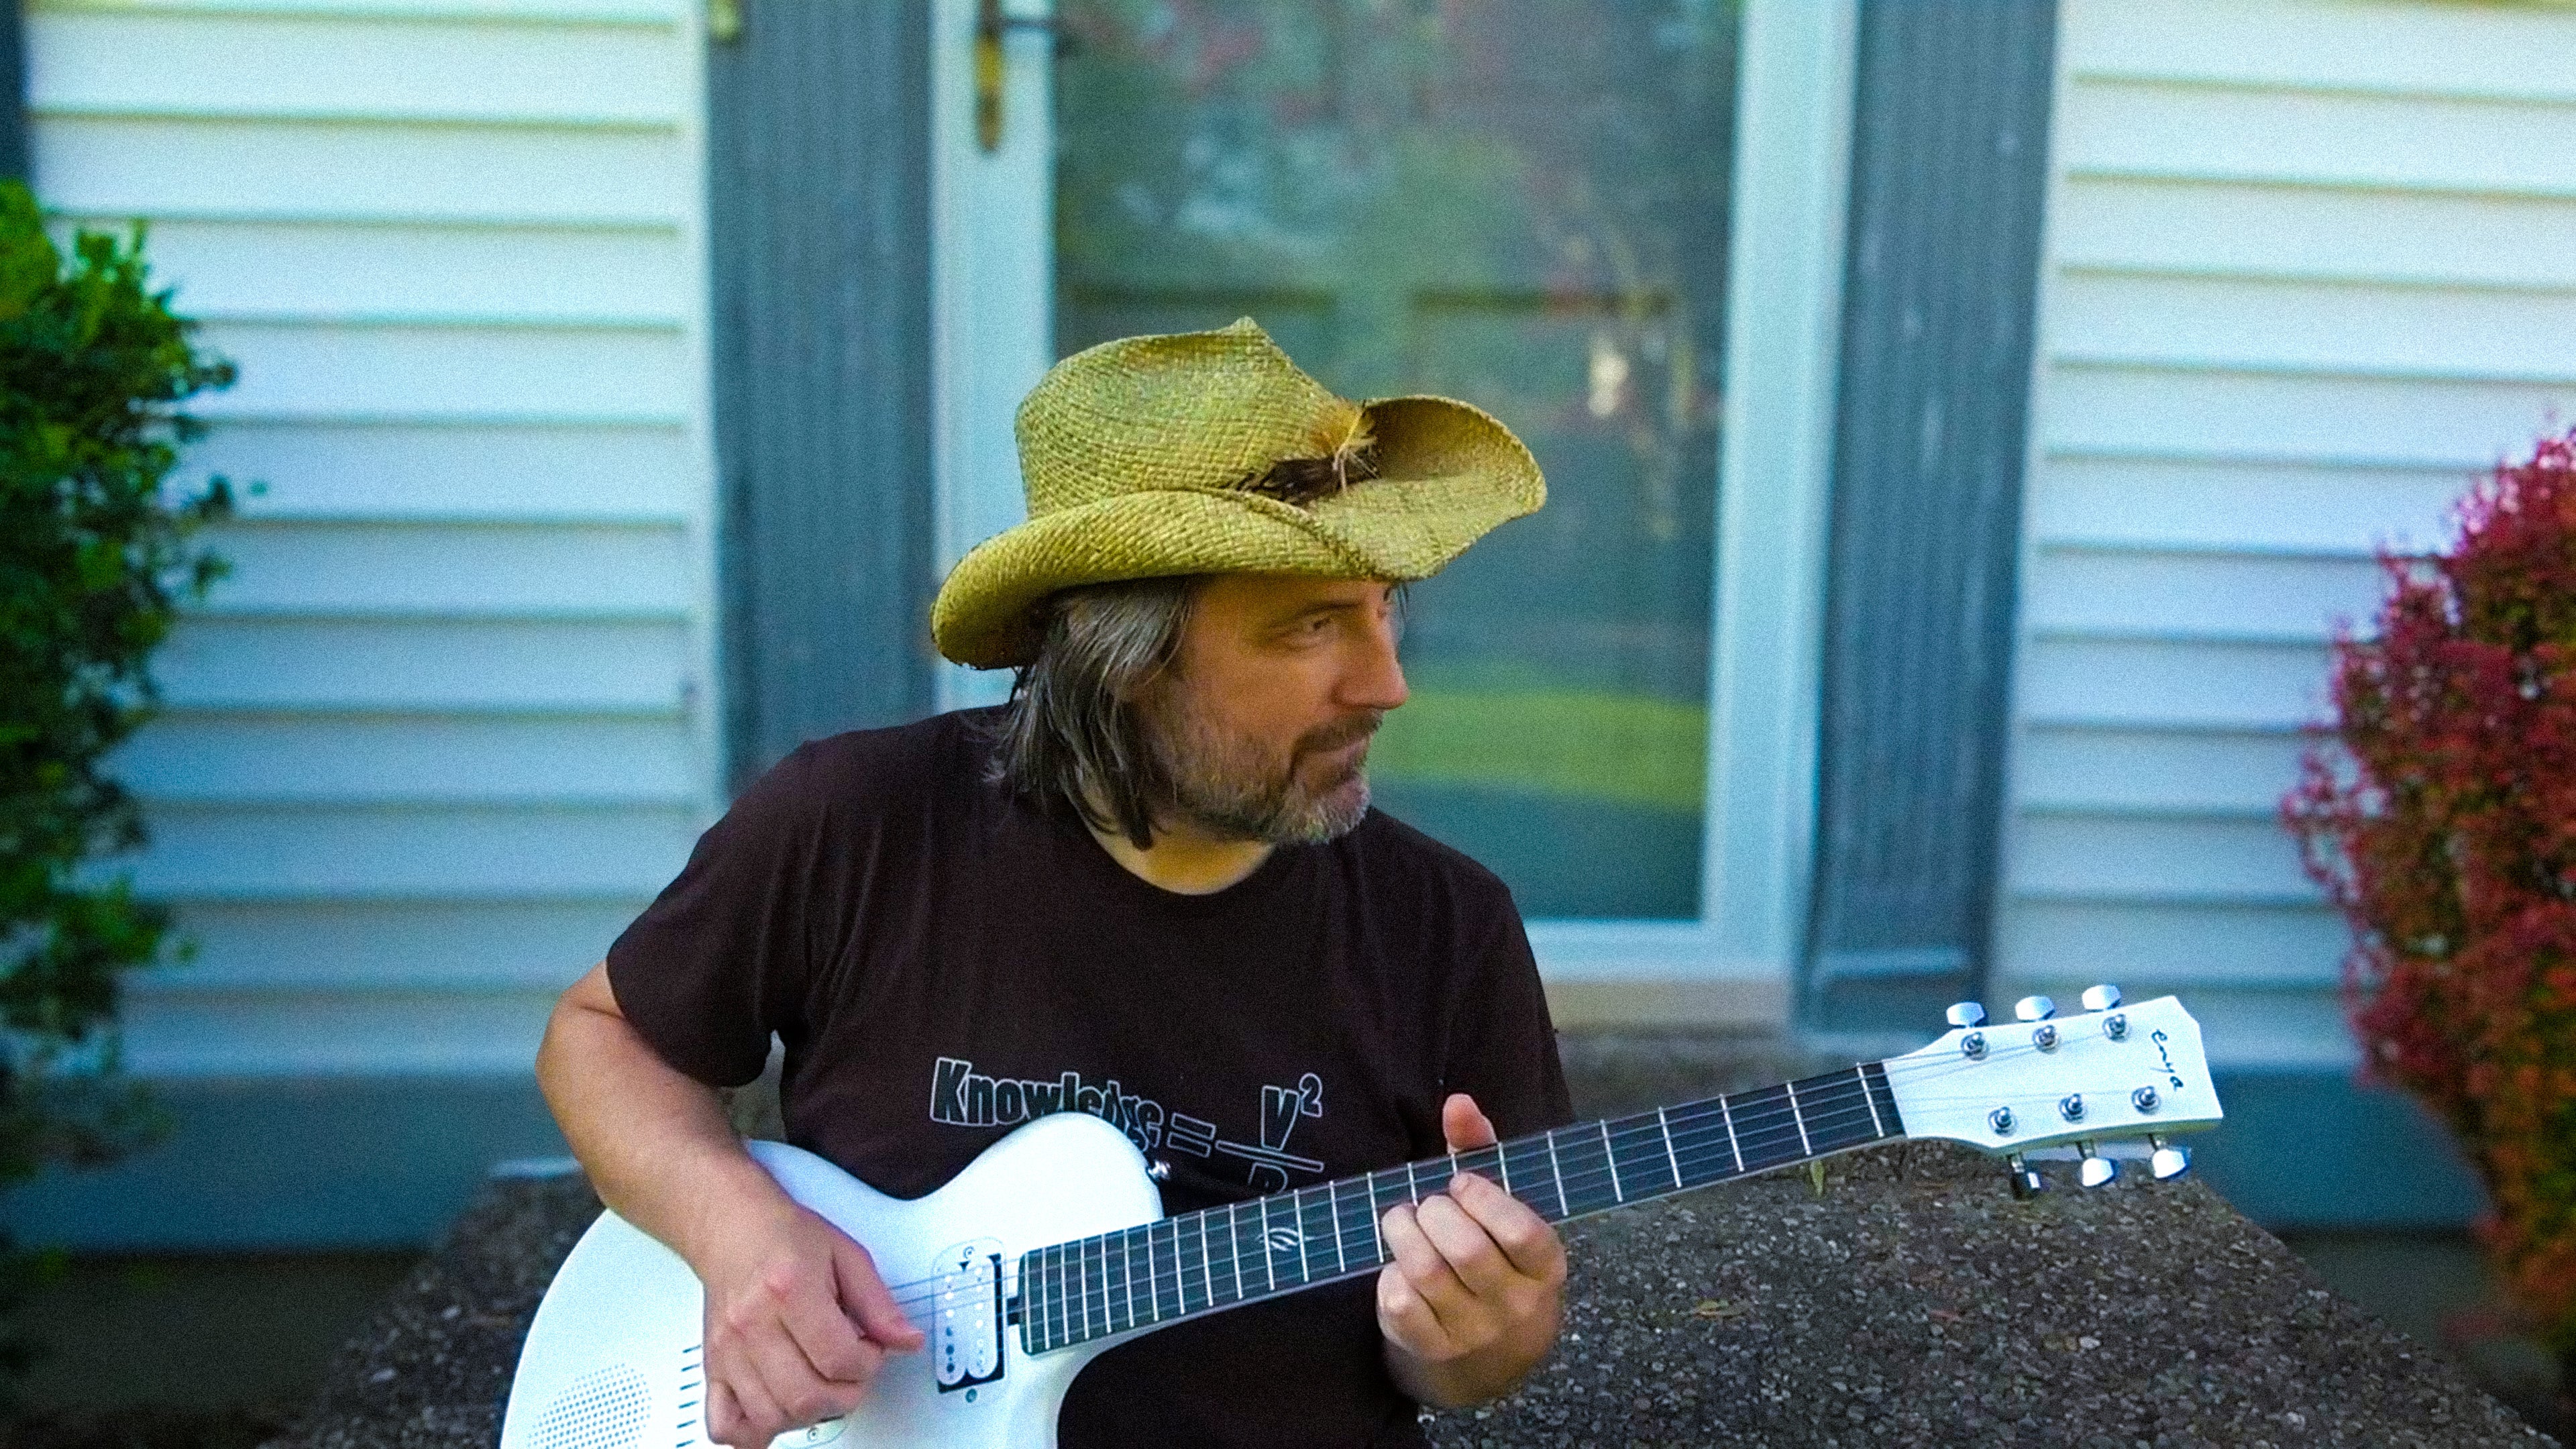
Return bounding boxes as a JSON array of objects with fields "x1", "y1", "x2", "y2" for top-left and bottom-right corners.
[
  {"x1": 706, "y1": 2, "x2": 937, "y2": 792},
  {"x1": 1803, "y1": 0, "x2": 2059, "y2": 1032},
  {"x1": 2, "y1": 1, "x2": 26, "y2": 183}
]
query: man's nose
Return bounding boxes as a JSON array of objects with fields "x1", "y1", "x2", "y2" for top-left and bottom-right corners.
[{"x1": 1343, "y1": 612, "x2": 1409, "y2": 711}]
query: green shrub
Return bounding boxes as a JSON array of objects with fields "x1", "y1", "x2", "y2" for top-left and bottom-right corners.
[{"x1": 0, "y1": 177, "x2": 233, "y2": 1370}]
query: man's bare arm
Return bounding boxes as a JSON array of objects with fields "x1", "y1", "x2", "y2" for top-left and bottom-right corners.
[{"x1": 536, "y1": 963, "x2": 922, "y2": 1447}]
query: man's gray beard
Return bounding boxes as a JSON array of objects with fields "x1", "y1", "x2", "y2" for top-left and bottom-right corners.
[{"x1": 1145, "y1": 694, "x2": 1380, "y2": 846}]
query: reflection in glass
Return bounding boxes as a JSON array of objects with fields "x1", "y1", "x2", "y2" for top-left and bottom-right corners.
[{"x1": 1057, "y1": 0, "x2": 1739, "y2": 917}]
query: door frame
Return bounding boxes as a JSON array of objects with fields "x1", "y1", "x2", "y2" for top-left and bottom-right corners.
[{"x1": 922, "y1": 0, "x2": 1864, "y2": 1029}]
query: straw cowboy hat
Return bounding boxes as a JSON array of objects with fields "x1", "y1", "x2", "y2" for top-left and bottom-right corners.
[{"x1": 930, "y1": 318, "x2": 1547, "y2": 669}]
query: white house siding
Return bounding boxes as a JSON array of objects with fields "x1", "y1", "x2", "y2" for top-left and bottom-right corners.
[
  {"x1": 25, "y1": 0, "x2": 712, "y2": 1085},
  {"x1": 2001, "y1": 0, "x2": 2576, "y2": 1072}
]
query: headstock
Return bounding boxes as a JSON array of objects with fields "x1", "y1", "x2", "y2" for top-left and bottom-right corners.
[{"x1": 1880, "y1": 987, "x2": 2220, "y2": 1197}]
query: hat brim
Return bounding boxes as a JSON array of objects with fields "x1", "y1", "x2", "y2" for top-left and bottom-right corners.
[{"x1": 932, "y1": 395, "x2": 1542, "y2": 668}]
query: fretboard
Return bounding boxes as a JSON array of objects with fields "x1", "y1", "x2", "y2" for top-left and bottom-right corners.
[{"x1": 1015, "y1": 1060, "x2": 1904, "y2": 1355}]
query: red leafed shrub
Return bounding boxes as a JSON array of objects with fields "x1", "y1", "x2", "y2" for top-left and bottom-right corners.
[{"x1": 2286, "y1": 425, "x2": 2576, "y2": 1386}]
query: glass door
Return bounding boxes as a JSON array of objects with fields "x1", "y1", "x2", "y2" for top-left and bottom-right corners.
[{"x1": 1053, "y1": 0, "x2": 1741, "y2": 920}]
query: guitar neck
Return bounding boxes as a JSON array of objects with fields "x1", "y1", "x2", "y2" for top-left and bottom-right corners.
[{"x1": 1016, "y1": 1061, "x2": 1907, "y2": 1355}]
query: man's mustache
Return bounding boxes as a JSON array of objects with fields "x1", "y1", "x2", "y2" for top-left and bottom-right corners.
[{"x1": 1298, "y1": 710, "x2": 1384, "y2": 757}]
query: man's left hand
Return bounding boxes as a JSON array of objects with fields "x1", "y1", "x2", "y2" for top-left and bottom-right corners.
[{"x1": 1377, "y1": 1092, "x2": 1567, "y2": 1407}]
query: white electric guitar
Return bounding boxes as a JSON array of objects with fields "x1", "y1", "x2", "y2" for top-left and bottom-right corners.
[{"x1": 501, "y1": 987, "x2": 2220, "y2": 1449}]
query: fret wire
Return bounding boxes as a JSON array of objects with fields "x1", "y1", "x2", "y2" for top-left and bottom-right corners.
[
  {"x1": 1193, "y1": 1214, "x2": 1214, "y2": 1315},
  {"x1": 1099, "y1": 1228, "x2": 1118, "y2": 1334},
  {"x1": 1142, "y1": 1223, "x2": 1160, "y2": 1328},
  {"x1": 1047, "y1": 1244, "x2": 1064, "y2": 1351},
  {"x1": 1155, "y1": 1220, "x2": 1177, "y2": 1323},
  {"x1": 1721, "y1": 1093, "x2": 1743, "y2": 1172},
  {"x1": 1658, "y1": 1108, "x2": 1682, "y2": 1193},
  {"x1": 1785, "y1": 1080, "x2": 1812, "y2": 1158},
  {"x1": 1326, "y1": 1180, "x2": 1348, "y2": 1276},
  {"x1": 1142, "y1": 1222, "x2": 1158, "y2": 1326},
  {"x1": 1295, "y1": 1189, "x2": 1314, "y2": 1287},
  {"x1": 1598, "y1": 1119, "x2": 1623, "y2": 1202},
  {"x1": 1257, "y1": 1197, "x2": 1276, "y2": 1295},
  {"x1": 1545, "y1": 1130, "x2": 1568, "y2": 1217},
  {"x1": 1858, "y1": 1063, "x2": 1886, "y2": 1138},
  {"x1": 1498, "y1": 1140, "x2": 1512, "y2": 1195},
  {"x1": 1102, "y1": 1231, "x2": 1121, "y2": 1335},
  {"x1": 1119, "y1": 1226, "x2": 1136, "y2": 1332},
  {"x1": 1081, "y1": 1236, "x2": 1097, "y2": 1343},
  {"x1": 1226, "y1": 1202, "x2": 1244, "y2": 1305}
]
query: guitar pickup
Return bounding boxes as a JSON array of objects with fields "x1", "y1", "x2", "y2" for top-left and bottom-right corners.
[{"x1": 932, "y1": 1242, "x2": 1006, "y2": 1392}]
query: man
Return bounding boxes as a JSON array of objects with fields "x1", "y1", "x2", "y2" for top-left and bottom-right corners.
[{"x1": 537, "y1": 319, "x2": 1572, "y2": 1447}]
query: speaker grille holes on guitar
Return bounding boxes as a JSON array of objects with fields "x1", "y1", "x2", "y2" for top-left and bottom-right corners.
[{"x1": 533, "y1": 1364, "x2": 650, "y2": 1449}]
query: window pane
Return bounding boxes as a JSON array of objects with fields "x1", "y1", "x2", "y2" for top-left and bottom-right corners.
[{"x1": 1057, "y1": 0, "x2": 1739, "y2": 918}]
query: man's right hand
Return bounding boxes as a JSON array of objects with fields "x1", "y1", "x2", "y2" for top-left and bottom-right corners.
[
  {"x1": 692, "y1": 1190, "x2": 926, "y2": 1449},
  {"x1": 535, "y1": 964, "x2": 928, "y2": 1449}
]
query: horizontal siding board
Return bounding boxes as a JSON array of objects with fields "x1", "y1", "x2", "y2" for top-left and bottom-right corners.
[
  {"x1": 21, "y1": 0, "x2": 710, "y2": 1205},
  {"x1": 2062, "y1": 0, "x2": 2576, "y2": 105},
  {"x1": 2008, "y1": 814, "x2": 2315, "y2": 905},
  {"x1": 141, "y1": 900, "x2": 632, "y2": 992},
  {"x1": 2019, "y1": 638, "x2": 2328, "y2": 731},
  {"x1": 117, "y1": 716, "x2": 699, "y2": 804},
  {"x1": 2054, "y1": 177, "x2": 2576, "y2": 292},
  {"x1": 2118, "y1": 989, "x2": 2358, "y2": 1070},
  {"x1": 127, "y1": 803, "x2": 700, "y2": 900},
  {"x1": 2026, "y1": 548, "x2": 2387, "y2": 644},
  {"x1": 2050, "y1": 271, "x2": 2576, "y2": 385},
  {"x1": 1997, "y1": 900, "x2": 2349, "y2": 991},
  {"x1": 2003, "y1": 1, "x2": 2576, "y2": 1130},
  {"x1": 156, "y1": 619, "x2": 691, "y2": 712},
  {"x1": 2016, "y1": 727, "x2": 2310, "y2": 816},
  {"x1": 2059, "y1": 78, "x2": 2576, "y2": 199},
  {"x1": 196, "y1": 521, "x2": 692, "y2": 619},
  {"x1": 184, "y1": 422, "x2": 690, "y2": 522},
  {"x1": 120, "y1": 990, "x2": 560, "y2": 1077},
  {"x1": 40, "y1": 1, "x2": 679, "y2": 21},
  {"x1": 34, "y1": 116, "x2": 683, "y2": 224},
  {"x1": 2045, "y1": 364, "x2": 2576, "y2": 470},
  {"x1": 30, "y1": 10, "x2": 684, "y2": 125},
  {"x1": 78, "y1": 217, "x2": 687, "y2": 325},
  {"x1": 194, "y1": 321, "x2": 687, "y2": 423},
  {"x1": 2029, "y1": 455, "x2": 2465, "y2": 556}
]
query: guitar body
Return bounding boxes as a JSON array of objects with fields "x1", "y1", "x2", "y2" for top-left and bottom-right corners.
[{"x1": 501, "y1": 1112, "x2": 1167, "y2": 1449}]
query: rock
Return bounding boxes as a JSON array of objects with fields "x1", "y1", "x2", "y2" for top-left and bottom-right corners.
[{"x1": 264, "y1": 1143, "x2": 2556, "y2": 1448}]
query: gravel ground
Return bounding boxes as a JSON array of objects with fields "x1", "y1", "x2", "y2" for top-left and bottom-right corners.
[{"x1": 267, "y1": 1140, "x2": 2555, "y2": 1449}]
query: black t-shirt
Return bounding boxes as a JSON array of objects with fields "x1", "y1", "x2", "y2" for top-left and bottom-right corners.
[{"x1": 605, "y1": 708, "x2": 1572, "y2": 1448}]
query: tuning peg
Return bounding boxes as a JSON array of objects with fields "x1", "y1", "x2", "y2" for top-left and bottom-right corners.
[
  {"x1": 2076, "y1": 1141, "x2": 2118, "y2": 1189},
  {"x1": 1945, "y1": 1000, "x2": 1988, "y2": 1028},
  {"x1": 2080, "y1": 983, "x2": 2123, "y2": 1012},
  {"x1": 2148, "y1": 1134, "x2": 2192, "y2": 1182},
  {"x1": 2013, "y1": 995, "x2": 2056, "y2": 1022},
  {"x1": 2006, "y1": 1152, "x2": 2043, "y2": 1199}
]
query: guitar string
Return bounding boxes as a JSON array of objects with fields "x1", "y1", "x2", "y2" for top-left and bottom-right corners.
[
  {"x1": 949, "y1": 1095, "x2": 1925, "y2": 1350},
  {"x1": 875, "y1": 1083, "x2": 1974, "y2": 1330},
  {"x1": 858, "y1": 1032, "x2": 2151, "y2": 1316},
  {"x1": 1000, "y1": 1044, "x2": 2169, "y2": 1343},
  {"x1": 863, "y1": 1092, "x2": 1904, "y2": 1332}
]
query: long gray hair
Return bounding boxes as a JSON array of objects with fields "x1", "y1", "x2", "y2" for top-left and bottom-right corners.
[{"x1": 985, "y1": 576, "x2": 1198, "y2": 850}]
